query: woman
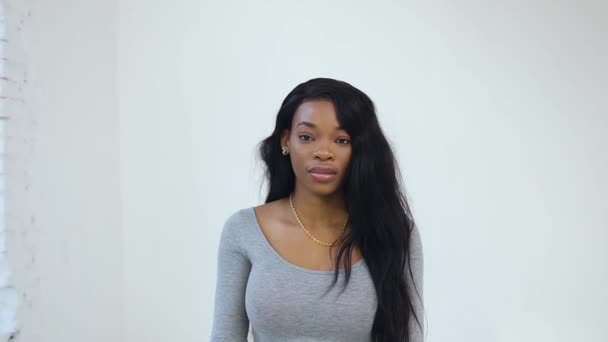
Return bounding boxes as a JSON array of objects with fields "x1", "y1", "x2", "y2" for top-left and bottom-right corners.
[{"x1": 211, "y1": 77, "x2": 424, "y2": 341}]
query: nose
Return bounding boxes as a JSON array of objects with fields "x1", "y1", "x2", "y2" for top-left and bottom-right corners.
[{"x1": 314, "y1": 149, "x2": 334, "y2": 160}]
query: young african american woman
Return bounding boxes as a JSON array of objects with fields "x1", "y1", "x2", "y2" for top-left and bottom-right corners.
[{"x1": 211, "y1": 77, "x2": 424, "y2": 342}]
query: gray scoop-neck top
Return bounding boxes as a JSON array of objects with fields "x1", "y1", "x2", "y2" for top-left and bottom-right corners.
[{"x1": 210, "y1": 207, "x2": 424, "y2": 342}]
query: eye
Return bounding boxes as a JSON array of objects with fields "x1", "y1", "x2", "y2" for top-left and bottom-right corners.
[
  {"x1": 337, "y1": 138, "x2": 351, "y2": 145},
  {"x1": 298, "y1": 134, "x2": 312, "y2": 141}
]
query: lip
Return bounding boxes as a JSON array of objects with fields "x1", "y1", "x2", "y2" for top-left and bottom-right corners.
[
  {"x1": 308, "y1": 165, "x2": 338, "y2": 174},
  {"x1": 309, "y1": 172, "x2": 337, "y2": 183},
  {"x1": 308, "y1": 165, "x2": 338, "y2": 183}
]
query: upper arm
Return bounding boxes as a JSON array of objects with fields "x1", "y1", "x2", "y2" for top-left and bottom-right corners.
[
  {"x1": 407, "y1": 224, "x2": 424, "y2": 341},
  {"x1": 210, "y1": 212, "x2": 252, "y2": 341}
]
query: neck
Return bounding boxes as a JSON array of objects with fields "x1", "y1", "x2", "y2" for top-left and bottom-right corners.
[{"x1": 289, "y1": 186, "x2": 348, "y2": 232}]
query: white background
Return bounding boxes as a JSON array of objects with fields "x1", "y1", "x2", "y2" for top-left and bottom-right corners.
[{"x1": 6, "y1": 1, "x2": 608, "y2": 341}]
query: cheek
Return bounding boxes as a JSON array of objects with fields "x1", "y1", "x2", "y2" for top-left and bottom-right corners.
[
  {"x1": 289, "y1": 153, "x2": 307, "y2": 174},
  {"x1": 340, "y1": 150, "x2": 352, "y2": 167}
]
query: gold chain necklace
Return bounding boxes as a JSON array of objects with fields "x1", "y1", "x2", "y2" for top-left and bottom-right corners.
[{"x1": 289, "y1": 193, "x2": 348, "y2": 247}]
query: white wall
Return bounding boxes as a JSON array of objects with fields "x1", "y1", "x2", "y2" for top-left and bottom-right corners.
[
  {"x1": 4, "y1": 0, "x2": 123, "y2": 341},
  {"x1": 3, "y1": 0, "x2": 606, "y2": 341},
  {"x1": 1, "y1": 4, "x2": 17, "y2": 340},
  {"x1": 119, "y1": 1, "x2": 607, "y2": 341}
]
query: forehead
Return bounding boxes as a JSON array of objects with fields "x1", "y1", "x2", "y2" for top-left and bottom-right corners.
[{"x1": 292, "y1": 100, "x2": 341, "y2": 130}]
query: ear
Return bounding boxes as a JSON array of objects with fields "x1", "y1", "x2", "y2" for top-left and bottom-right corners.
[{"x1": 280, "y1": 129, "x2": 290, "y2": 149}]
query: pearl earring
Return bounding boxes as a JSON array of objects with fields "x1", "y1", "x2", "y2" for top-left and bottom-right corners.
[{"x1": 282, "y1": 146, "x2": 289, "y2": 155}]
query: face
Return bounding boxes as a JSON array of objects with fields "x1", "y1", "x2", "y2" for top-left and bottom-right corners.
[{"x1": 281, "y1": 99, "x2": 352, "y2": 196}]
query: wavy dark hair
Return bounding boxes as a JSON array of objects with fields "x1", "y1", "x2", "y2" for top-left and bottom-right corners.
[{"x1": 256, "y1": 77, "x2": 423, "y2": 341}]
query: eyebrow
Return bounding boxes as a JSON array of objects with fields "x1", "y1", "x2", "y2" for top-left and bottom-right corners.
[{"x1": 296, "y1": 121, "x2": 345, "y2": 131}]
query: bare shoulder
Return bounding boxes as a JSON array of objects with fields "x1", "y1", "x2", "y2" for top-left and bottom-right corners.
[
  {"x1": 253, "y1": 197, "x2": 296, "y2": 241},
  {"x1": 254, "y1": 198, "x2": 289, "y2": 223}
]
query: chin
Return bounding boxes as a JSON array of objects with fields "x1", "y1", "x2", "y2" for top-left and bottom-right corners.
[{"x1": 307, "y1": 183, "x2": 341, "y2": 197}]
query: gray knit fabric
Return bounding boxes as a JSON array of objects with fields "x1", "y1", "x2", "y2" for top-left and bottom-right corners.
[{"x1": 210, "y1": 207, "x2": 424, "y2": 342}]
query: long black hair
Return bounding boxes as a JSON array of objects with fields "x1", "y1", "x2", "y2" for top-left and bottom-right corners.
[{"x1": 257, "y1": 77, "x2": 423, "y2": 341}]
